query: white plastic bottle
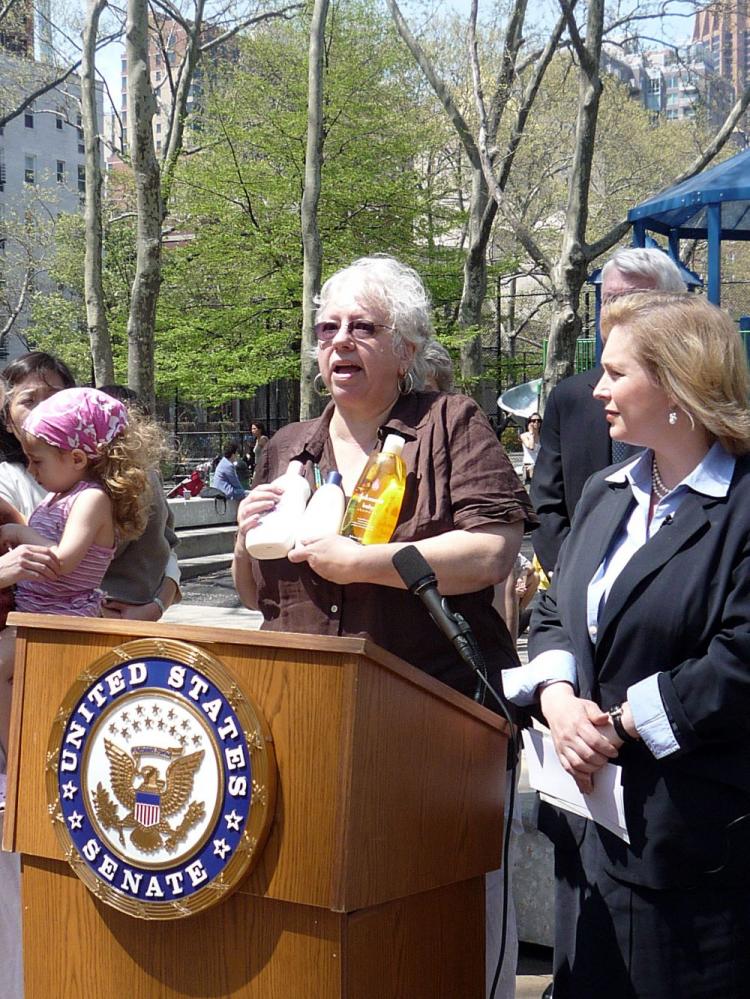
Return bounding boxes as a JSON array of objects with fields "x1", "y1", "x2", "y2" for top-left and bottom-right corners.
[
  {"x1": 296, "y1": 471, "x2": 346, "y2": 545},
  {"x1": 244, "y1": 460, "x2": 312, "y2": 560}
]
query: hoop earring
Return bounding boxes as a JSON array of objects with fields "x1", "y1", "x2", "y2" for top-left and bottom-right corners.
[
  {"x1": 668, "y1": 408, "x2": 678, "y2": 426},
  {"x1": 313, "y1": 372, "x2": 330, "y2": 397},
  {"x1": 398, "y1": 370, "x2": 415, "y2": 396}
]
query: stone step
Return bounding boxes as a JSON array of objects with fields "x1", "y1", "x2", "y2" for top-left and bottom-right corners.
[
  {"x1": 168, "y1": 496, "x2": 239, "y2": 530},
  {"x1": 176, "y1": 524, "x2": 236, "y2": 560},
  {"x1": 178, "y1": 552, "x2": 234, "y2": 580}
]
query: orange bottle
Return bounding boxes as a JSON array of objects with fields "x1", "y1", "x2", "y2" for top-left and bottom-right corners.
[{"x1": 341, "y1": 434, "x2": 406, "y2": 544}]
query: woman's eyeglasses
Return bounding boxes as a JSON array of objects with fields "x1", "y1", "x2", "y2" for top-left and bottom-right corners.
[
  {"x1": 315, "y1": 319, "x2": 394, "y2": 343},
  {"x1": 529, "y1": 418, "x2": 541, "y2": 424}
]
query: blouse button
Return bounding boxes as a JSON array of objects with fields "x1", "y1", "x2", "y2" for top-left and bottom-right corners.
[{"x1": 330, "y1": 604, "x2": 339, "y2": 614}]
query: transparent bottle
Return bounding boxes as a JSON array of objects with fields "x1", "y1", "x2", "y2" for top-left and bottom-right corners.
[
  {"x1": 340, "y1": 434, "x2": 406, "y2": 544},
  {"x1": 244, "y1": 460, "x2": 311, "y2": 560}
]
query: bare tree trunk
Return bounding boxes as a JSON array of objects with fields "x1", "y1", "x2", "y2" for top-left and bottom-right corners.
[
  {"x1": 389, "y1": 0, "x2": 565, "y2": 404},
  {"x1": 457, "y1": 169, "x2": 495, "y2": 405},
  {"x1": 0, "y1": 266, "x2": 31, "y2": 345},
  {"x1": 299, "y1": 0, "x2": 329, "y2": 421},
  {"x1": 540, "y1": 0, "x2": 604, "y2": 403},
  {"x1": 82, "y1": 0, "x2": 114, "y2": 386},
  {"x1": 126, "y1": 0, "x2": 161, "y2": 411}
]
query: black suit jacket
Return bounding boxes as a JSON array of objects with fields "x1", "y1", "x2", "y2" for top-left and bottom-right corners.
[
  {"x1": 530, "y1": 367, "x2": 639, "y2": 575},
  {"x1": 530, "y1": 454, "x2": 750, "y2": 889}
]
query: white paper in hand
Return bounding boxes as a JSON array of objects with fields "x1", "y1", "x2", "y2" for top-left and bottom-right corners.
[{"x1": 522, "y1": 726, "x2": 630, "y2": 843}]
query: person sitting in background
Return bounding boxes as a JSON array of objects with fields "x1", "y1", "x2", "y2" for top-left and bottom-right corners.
[
  {"x1": 235, "y1": 451, "x2": 251, "y2": 489},
  {"x1": 213, "y1": 441, "x2": 247, "y2": 501},
  {"x1": 0, "y1": 357, "x2": 181, "y2": 620}
]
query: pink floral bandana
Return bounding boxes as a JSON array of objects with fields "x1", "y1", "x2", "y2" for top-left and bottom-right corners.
[{"x1": 23, "y1": 387, "x2": 129, "y2": 456}]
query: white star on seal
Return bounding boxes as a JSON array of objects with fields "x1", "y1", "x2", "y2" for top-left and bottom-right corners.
[
  {"x1": 213, "y1": 838, "x2": 231, "y2": 860},
  {"x1": 67, "y1": 811, "x2": 83, "y2": 830},
  {"x1": 61, "y1": 781, "x2": 77, "y2": 800},
  {"x1": 224, "y1": 809, "x2": 242, "y2": 831}
]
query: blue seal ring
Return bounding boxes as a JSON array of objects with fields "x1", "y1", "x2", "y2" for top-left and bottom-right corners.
[{"x1": 46, "y1": 638, "x2": 276, "y2": 920}]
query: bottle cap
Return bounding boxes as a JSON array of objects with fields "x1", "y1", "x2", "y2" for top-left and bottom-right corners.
[
  {"x1": 325, "y1": 471, "x2": 343, "y2": 487},
  {"x1": 382, "y1": 434, "x2": 405, "y2": 455}
]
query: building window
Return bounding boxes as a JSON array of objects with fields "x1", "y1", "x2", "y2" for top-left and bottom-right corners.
[
  {"x1": 0, "y1": 148, "x2": 5, "y2": 192},
  {"x1": 24, "y1": 104, "x2": 34, "y2": 128},
  {"x1": 648, "y1": 78, "x2": 661, "y2": 94},
  {"x1": 56, "y1": 111, "x2": 64, "y2": 129},
  {"x1": 121, "y1": 57, "x2": 127, "y2": 71},
  {"x1": 156, "y1": 121, "x2": 161, "y2": 133},
  {"x1": 57, "y1": 160, "x2": 65, "y2": 183},
  {"x1": 156, "y1": 140, "x2": 162, "y2": 153},
  {"x1": 121, "y1": 75, "x2": 127, "y2": 92},
  {"x1": 24, "y1": 154, "x2": 35, "y2": 184},
  {"x1": 78, "y1": 164, "x2": 86, "y2": 194},
  {"x1": 122, "y1": 127, "x2": 127, "y2": 145}
]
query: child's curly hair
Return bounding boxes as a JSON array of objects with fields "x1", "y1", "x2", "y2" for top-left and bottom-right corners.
[{"x1": 85, "y1": 412, "x2": 168, "y2": 541}]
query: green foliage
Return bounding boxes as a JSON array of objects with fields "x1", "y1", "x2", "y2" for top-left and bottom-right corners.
[{"x1": 159, "y1": 0, "x2": 455, "y2": 403}]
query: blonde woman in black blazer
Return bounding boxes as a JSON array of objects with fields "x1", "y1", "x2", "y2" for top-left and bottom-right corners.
[{"x1": 505, "y1": 292, "x2": 750, "y2": 999}]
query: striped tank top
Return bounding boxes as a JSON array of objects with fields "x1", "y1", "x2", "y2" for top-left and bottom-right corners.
[{"x1": 15, "y1": 480, "x2": 116, "y2": 616}]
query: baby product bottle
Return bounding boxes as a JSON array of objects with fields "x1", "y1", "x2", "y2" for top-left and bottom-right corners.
[
  {"x1": 244, "y1": 461, "x2": 311, "y2": 560},
  {"x1": 340, "y1": 434, "x2": 406, "y2": 544},
  {"x1": 296, "y1": 471, "x2": 346, "y2": 544}
]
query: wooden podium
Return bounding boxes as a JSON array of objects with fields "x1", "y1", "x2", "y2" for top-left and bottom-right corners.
[{"x1": 3, "y1": 613, "x2": 507, "y2": 998}]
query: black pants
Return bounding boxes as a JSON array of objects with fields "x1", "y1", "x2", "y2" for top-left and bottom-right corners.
[{"x1": 551, "y1": 819, "x2": 750, "y2": 999}]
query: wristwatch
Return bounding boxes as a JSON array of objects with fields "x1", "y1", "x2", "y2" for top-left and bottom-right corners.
[
  {"x1": 152, "y1": 596, "x2": 166, "y2": 616},
  {"x1": 608, "y1": 703, "x2": 637, "y2": 743}
]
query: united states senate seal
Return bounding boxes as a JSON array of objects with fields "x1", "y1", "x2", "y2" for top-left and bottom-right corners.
[{"x1": 46, "y1": 638, "x2": 276, "y2": 919}]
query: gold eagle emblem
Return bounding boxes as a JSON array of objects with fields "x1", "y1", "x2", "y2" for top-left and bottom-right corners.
[{"x1": 92, "y1": 739, "x2": 206, "y2": 854}]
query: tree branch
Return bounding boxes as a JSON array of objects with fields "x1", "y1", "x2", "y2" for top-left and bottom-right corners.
[{"x1": 385, "y1": 0, "x2": 481, "y2": 169}]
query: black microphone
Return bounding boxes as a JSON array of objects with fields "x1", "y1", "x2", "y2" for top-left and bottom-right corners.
[{"x1": 392, "y1": 545, "x2": 477, "y2": 662}]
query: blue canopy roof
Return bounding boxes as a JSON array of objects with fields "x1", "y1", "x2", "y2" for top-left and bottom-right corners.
[{"x1": 628, "y1": 147, "x2": 750, "y2": 240}]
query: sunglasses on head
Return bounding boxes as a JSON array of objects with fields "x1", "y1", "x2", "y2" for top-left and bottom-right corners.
[{"x1": 314, "y1": 319, "x2": 394, "y2": 343}]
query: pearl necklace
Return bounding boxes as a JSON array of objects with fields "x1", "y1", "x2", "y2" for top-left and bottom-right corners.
[{"x1": 651, "y1": 459, "x2": 670, "y2": 500}]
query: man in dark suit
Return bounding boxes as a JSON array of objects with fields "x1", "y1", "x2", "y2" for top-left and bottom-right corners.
[{"x1": 530, "y1": 248, "x2": 688, "y2": 576}]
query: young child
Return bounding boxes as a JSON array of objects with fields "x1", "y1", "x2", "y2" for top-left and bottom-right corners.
[{"x1": 0, "y1": 386, "x2": 163, "y2": 755}]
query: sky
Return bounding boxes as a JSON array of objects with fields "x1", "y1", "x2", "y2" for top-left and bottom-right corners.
[{"x1": 90, "y1": 0, "x2": 699, "y2": 118}]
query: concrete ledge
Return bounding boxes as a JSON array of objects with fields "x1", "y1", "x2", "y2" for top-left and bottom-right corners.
[
  {"x1": 176, "y1": 524, "x2": 237, "y2": 560},
  {"x1": 178, "y1": 552, "x2": 234, "y2": 580},
  {"x1": 169, "y1": 496, "x2": 239, "y2": 529}
]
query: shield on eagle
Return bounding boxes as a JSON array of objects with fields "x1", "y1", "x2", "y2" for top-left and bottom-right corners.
[{"x1": 134, "y1": 790, "x2": 161, "y2": 828}]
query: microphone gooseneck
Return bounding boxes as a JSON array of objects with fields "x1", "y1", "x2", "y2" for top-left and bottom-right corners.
[{"x1": 392, "y1": 544, "x2": 518, "y2": 999}]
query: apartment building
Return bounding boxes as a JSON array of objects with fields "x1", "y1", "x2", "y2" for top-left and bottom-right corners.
[{"x1": 0, "y1": 49, "x2": 104, "y2": 340}]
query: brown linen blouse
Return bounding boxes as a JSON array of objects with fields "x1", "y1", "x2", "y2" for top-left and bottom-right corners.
[{"x1": 250, "y1": 391, "x2": 537, "y2": 702}]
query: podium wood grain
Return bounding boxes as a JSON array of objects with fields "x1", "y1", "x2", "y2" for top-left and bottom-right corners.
[{"x1": 5, "y1": 614, "x2": 505, "y2": 997}]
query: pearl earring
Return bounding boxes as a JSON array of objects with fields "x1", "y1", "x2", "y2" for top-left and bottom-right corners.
[{"x1": 668, "y1": 408, "x2": 678, "y2": 426}]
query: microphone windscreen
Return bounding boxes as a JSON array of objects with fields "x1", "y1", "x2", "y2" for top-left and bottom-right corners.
[{"x1": 392, "y1": 545, "x2": 435, "y2": 591}]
